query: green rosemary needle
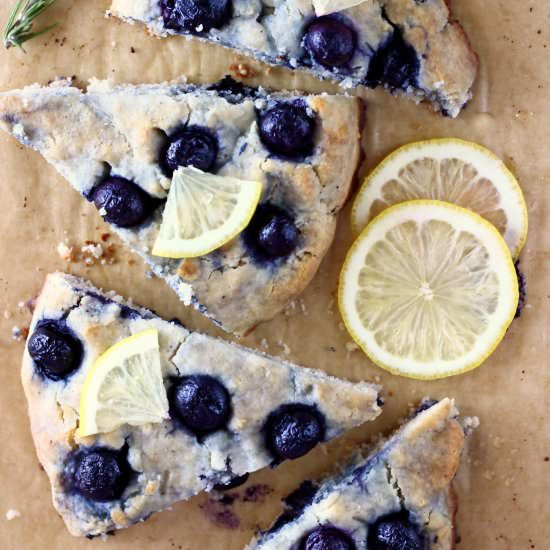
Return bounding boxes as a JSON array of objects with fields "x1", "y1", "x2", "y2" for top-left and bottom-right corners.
[{"x1": 3, "y1": 0, "x2": 58, "y2": 52}]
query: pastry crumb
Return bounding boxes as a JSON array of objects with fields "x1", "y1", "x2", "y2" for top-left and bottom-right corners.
[
  {"x1": 5, "y1": 509, "x2": 21, "y2": 521},
  {"x1": 229, "y1": 63, "x2": 255, "y2": 78},
  {"x1": 11, "y1": 326, "x2": 28, "y2": 341},
  {"x1": 277, "y1": 340, "x2": 291, "y2": 355},
  {"x1": 57, "y1": 241, "x2": 76, "y2": 262},
  {"x1": 345, "y1": 341, "x2": 360, "y2": 355},
  {"x1": 260, "y1": 338, "x2": 269, "y2": 350}
]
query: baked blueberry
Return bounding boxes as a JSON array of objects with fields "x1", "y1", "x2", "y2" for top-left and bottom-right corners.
[
  {"x1": 243, "y1": 204, "x2": 299, "y2": 262},
  {"x1": 171, "y1": 375, "x2": 231, "y2": 433},
  {"x1": 28, "y1": 322, "x2": 82, "y2": 380},
  {"x1": 368, "y1": 513, "x2": 425, "y2": 550},
  {"x1": 300, "y1": 526, "x2": 355, "y2": 550},
  {"x1": 265, "y1": 404, "x2": 325, "y2": 460},
  {"x1": 366, "y1": 31, "x2": 419, "y2": 90},
  {"x1": 160, "y1": 126, "x2": 218, "y2": 176},
  {"x1": 304, "y1": 17, "x2": 357, "y2": 68},
  {"x1": 258, "y1": 103, "x2": 315, "y2": 158},
  {"x1": 162, "y1": 0, "x2": 232, "y2": 33},
  {"x1": 91, "y1": 177, "x2": 154, "y2": 228},
  {"x1": 213, "y1": 472, "x2": 249, "y2": 491},
  {"x1": 73, "y1": 448, "x2": 130, "y2": 502}
]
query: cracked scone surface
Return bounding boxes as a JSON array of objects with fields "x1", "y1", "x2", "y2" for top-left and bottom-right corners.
[
  {"x1": 21, "y1": 273, "x2": 381, "y2": 537},
  {"x1": 248, "y1": 398, "x2": 468, "y2": 549},
  {"x1": 109, "y1": 0, "x2": 478, "y2": 116},
  {"x1": 0, "y1": 79, "x2": 362, "y2": 334}
]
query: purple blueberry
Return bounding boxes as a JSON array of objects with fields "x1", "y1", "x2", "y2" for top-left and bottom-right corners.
[
  {"x1": 366, "y1": 31, "x2": 419, "y2": 90},
  {"x1": 162, "y1": 0, "x2": 231, "y2": 33},
  {"x1": 300, "y1": 526, "x2": 356, "y2": 550},
  {"x1": 213, "y1": 473, "x2": 250, "y2": 491},
  {"x1": 160, "y1": 126, "x2": 218, "y2": 176},
  {"x1": 368, "y1": 514, "x2": 425, "y2": 550},
  {"x1": 91, "y1": 177, "x2": 154, "y2": 228},
  {"x1": 171, "y1": 375, "x2": 231, "y2": 434},
  {"x1": 265, "y1": 405, "x2": 325, "y2": 460},
  {"x1": 28, "y1": 323, "x2": 82, "y2": 380},
  {"x1": 304, "y1": 17, "x2": 357, "y2": 68},
  {"x1": 243, "y1": 204, "x2": 300, "y2": 262},
  {"x1": 258, "y1": 103, "x2": 316, "y2": 158},
  {"x1": 73, "y1": 448, "x2": 130, "y2": 502}
]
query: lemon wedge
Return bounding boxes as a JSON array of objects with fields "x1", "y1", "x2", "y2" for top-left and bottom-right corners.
[
  {"x1": 79, "y1": 329, "x2": 169, "y2": 436},
  {"x1": 313, "y1": 0, "x2": 368, "y2": 16},
  {"x1": 340, "y1": 200, "x2": 519, "y2": 380},
  {"x1": 351, "y1": 139, "x2": 528, "y2": 258},
  {"x1": 152, "y1": 167, "x2": 262, "y2": 258}
]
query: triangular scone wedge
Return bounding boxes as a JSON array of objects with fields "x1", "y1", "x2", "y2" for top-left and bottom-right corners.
[
  {"x1": 248, "y1": 398, "x2": 474, "y2": 549},
  {"x1": 21, "y1": 273, "x2": 381, "y2": 537},
  {"x1": 0, "y1": 78, "x2": 362, "y2": 335},
  {"x1": 108, "y1": 0, "x2": 477, "y2": 117}
]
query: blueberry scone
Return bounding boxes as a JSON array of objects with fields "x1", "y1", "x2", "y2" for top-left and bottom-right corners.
[
  {"x1": 108, "y1": 0, "x2": 478, "y2": 117},
  {"x1": 22, "y1": 272, "x2": 382, "y2": 537},
  {"x1": 248, "y1": 398, "x2": 473, "y2": 549},
  {"x1": 0, "y1": 77, "x2": 362, "y2": 335}
]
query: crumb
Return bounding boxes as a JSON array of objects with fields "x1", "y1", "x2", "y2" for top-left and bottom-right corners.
[
  {"x1": 260, "y1": 338, "x2": 269, "y2": 350},
  {"x1": 100, "y1": 233, "x2": 111, "y2": 242},
  {"x1": 3, "y1": 310, "x2": 12, "y2": 320},
  {"x1": 5, "y1": 509, "x2": 21, "y2": 520},
  {"x1": 338, "y1": 322, "x2": 345, "y2": 332},
  {"x1": 57, "y1": 241, "x2": 75, "y2": 262},
  {"x1": 229, "y1": 63, "x2": 255, "y2": 78},
  {"x1": 146, "y1": 270, "x2": 154, "y2": 279},
  {"x1": 345, "y1": 341, "x2": 359, "y2": 355},
  {"x1": 277, "y1": 340, "x2": 291, "y2": 355},
  {"x1": 98, "y1": 207, "x2": 107, "y2": 217},
  {"x1": 11, "y1": 326, "x2": 28, "y2": 341}
]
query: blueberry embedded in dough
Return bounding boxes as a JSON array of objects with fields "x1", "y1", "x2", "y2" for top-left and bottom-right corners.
[
  {"x1": 90, "y1": 177, "x2": 155, "y2": 228},
  {"x1": 367, "y1": 512, "x2": 426, "y2": 550},
  {"x1": 258, "y1": 103, "x2": 316, "y2": 158},
  {"x1": 27, "y1": 321, "x2": 83, "y2": 380},
  {"x1": 365, "y1": 30, "x2": 420, "y2": 90},
  {"x1": 161, "y1": 0, "x2": 232, "y2": 33},
  {"x1": 213, "y1": 472, "x2": 250, "y2": 491},
  {"x1": 160, "y1": 125, "x2": 218, "y2": 176},
  {"x1": 70, "y1": 448, "x2": 131, "y2": 503},
  {"x1": 300, "y1": 525, "x2": 356, "y2": 550},
  {"x1": 170, "y1": 375, "x2": 232, "y2": 434},
  {"x1": 242, "y1": 204, "x2": 300, "y2": 263},
  {"x1": 304, "y1": 16, "x2": 357, "y2": 69},
  {"x1": 264, "y1": 404, "x2": 326, "y2": 461}
]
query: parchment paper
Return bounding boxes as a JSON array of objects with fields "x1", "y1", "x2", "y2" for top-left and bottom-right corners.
[{"x1": 0, "y1": 1, "x2": 548, "y2": 548}]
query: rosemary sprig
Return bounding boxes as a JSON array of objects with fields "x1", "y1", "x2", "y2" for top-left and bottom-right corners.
[{"x1": 3, "y1": 0, "x2": 58, "y2": 52}]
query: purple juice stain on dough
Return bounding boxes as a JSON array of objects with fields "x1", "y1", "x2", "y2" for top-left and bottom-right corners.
[
  {"x1": 242, "y1": 483, "x2": 272, "y2": 503},
  {"x1": 200, "y1": 498, "x2": 240, "y2": 530},
  {"x1": 514, "y1": 260, "x2": 526, "y2": 318}
]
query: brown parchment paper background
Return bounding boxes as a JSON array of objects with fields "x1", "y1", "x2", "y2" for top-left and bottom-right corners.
[{"x1": 0, "y1": 0, "x2": 548, "y2": 548}]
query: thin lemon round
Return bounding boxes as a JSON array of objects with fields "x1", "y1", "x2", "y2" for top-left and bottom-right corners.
[
  {"x1": 153, "y1": 167, "x2": 262, "y2": 258},
  {"x1": 79, "y1": 329, "x2": 169, "y2": 436},
  {"x1": 340, "y1": 200, "x2": 519, "y2": 380},
  {"x1": 351, "y1": 138, "x2": 528, "y2": 258}
]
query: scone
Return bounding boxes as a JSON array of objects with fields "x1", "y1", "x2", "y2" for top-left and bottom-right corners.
[
  {"x1": 248, "y1": 398, "x2": 474, "y2": 549},
  {"x1": 21, "y1": 272, "x2": 382, "y2": 537},
  {"x1": 108, "y1": 0, "x2": 478, "y2": 117},
  {"x1": 0, "y1": 77, "x2": 362, "y2": 335}
]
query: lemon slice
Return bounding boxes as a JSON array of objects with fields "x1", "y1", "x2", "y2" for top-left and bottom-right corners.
[
  {"x1": 351, "y1": 139, "x2": 528, "y2": 258},
  {"x1": 313, "y1": 0, "x2": 367, "y2": 16},
  {"x1": 153, "y1": 167, "x2": 262, "y2": 258},
  {"x1": 339, "y1": 200, "x2": 519, "y2": 380},
  {"x1": 79, "y1": 329, "x2": 169, "y2": 436}
]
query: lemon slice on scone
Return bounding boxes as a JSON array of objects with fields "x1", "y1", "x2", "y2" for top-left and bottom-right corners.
[
  {"x1": 79, "y1": 329, "x2": 169, "y2": 436},
  {"x1": 351, "y1": 139, "x2": 528, "y2": 258},
  {"x1": 340, "y1": 200, "x2": 519, "y2": 380},
  {"x1": 153, "y1": 167, "x2": 262, "y2": 258}
]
